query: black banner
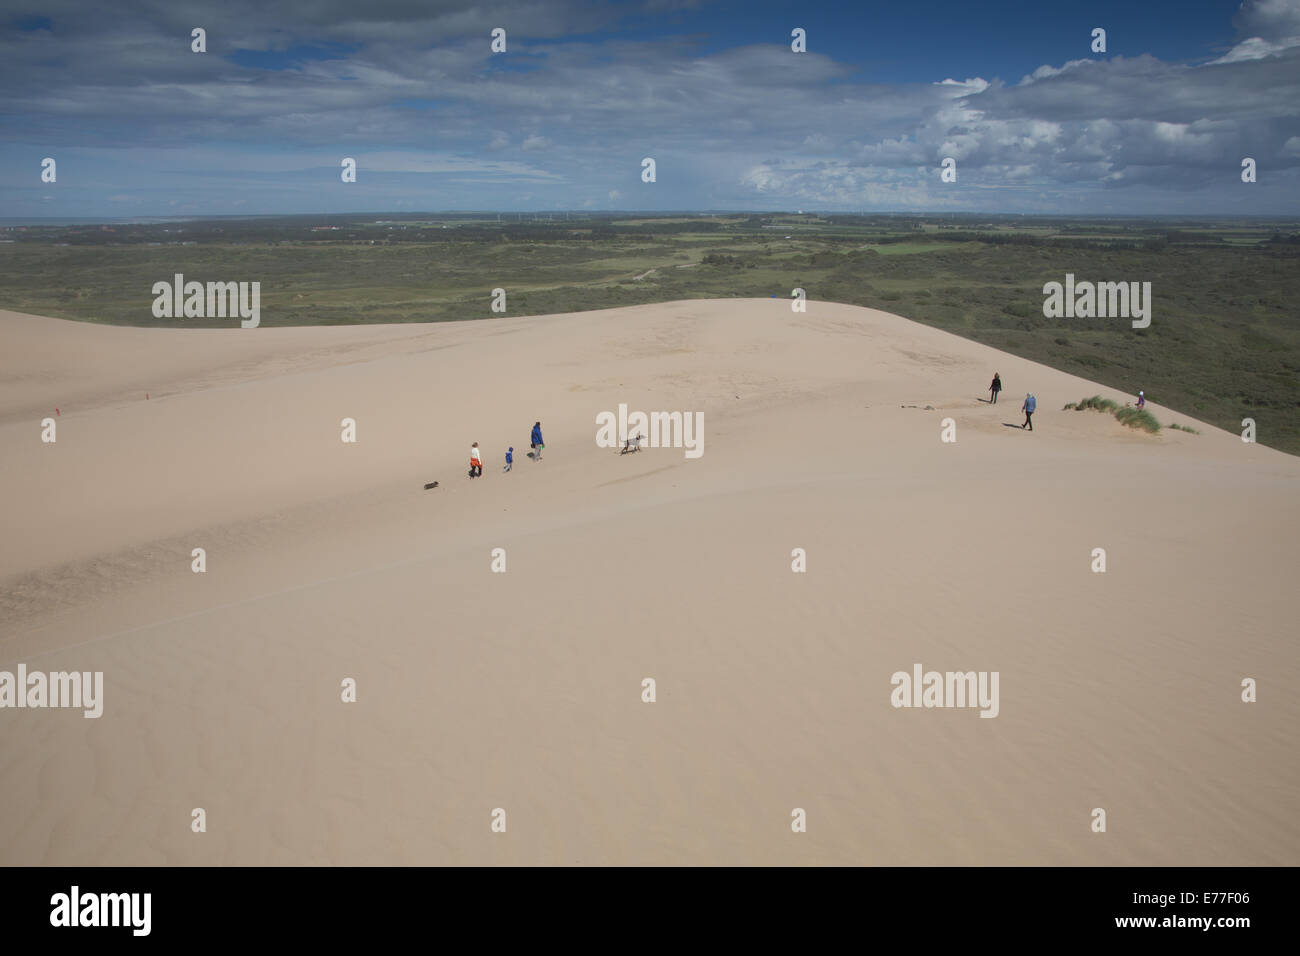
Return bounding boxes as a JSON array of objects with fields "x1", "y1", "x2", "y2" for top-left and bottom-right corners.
[{"x1": 1, "y1": 866, "x2": 1278, "y2": 942}]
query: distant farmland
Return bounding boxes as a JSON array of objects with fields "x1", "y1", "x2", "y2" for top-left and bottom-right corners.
[{"x1": 3, "y1": 212, "x2": 1298, "y2": 454}]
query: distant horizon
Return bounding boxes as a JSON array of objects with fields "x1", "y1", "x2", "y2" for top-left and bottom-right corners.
[{"x1": 4, "y1": 211, "x2": 1300, "y2": 229}]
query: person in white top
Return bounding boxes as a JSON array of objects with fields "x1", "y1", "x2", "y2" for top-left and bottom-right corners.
[{"x1": 470, "y1": 441, "x2": 483, "y2": 478}]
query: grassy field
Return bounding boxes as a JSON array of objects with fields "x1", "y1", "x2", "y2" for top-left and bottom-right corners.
[{"x1": 2, "y1": 213, "x2": 1297, "y2": 454}]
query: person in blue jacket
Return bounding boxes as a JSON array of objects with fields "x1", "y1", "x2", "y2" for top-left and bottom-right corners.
[
  {"x1": 1021, "y1": 393, "x2": 1036, "y2": 430},
  {"x1": 530, "y1": 421, "x2": 544, "y2": 460}
]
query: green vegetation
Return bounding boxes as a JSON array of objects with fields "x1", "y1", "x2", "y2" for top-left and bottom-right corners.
[
  {"x1": 1065, "y1": 395, "x2": 1121, "y2": 413},
  {"x1": 2, "y1": 212, "x2": 1297, "y2": 453},
  {"x1": 1115, "y1": 406, "x2": 1162, "y2": 433},
  {"x1": 1067, "y1": 395, "x2": 1164, "y2": 434},
  {"x1": 1167, "y1": 422, "x2": 1201, "y2": 434}
]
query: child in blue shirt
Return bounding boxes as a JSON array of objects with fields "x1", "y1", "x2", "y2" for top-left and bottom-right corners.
[{"x1": 504, "y1": 447, "x2": 513, "y2": 472}]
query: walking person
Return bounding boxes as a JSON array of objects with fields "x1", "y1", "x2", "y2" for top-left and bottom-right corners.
[
  {"x1": 504, "y1": 447, "x2": 513, "y2": 473},
  {"x1": 1021, "y1": 393, "x2": 1036, "y2": 431},
  {"x1": 470, "y1": 441, "x2": 483, "y2": 478},
  {"x1": 989, "y1": 372, "x2": 1002, "y2": 404},
  {"x1": 1137, "y1": 390, "x2": 1145, "y2": 410},
  {"x1": 530, "y1": 421, "x2": 544, "y2": 461}
]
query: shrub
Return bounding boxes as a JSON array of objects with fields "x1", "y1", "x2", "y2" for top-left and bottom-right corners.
[
  {"x1": 1114, "y1": 406, "x2": 1161, "y2": 433},
  {"x1": 1067, "y1": 395, "x2": 1163, "y2": 433},
  {"x1": 1071, "y1": 395, "x2": 1119, "y2": 413}
]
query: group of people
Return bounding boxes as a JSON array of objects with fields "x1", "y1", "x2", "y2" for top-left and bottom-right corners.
[
  {"x1": 465, "y1": 379, "x2": 1145, "y2": 473},
  {"x1": 988, "y1": 373, "x2": 1036, "y2": 430},
  {"x1": 989, "y1": 373, "x2": 1146, "y2": 431},
  {"x1": 469, "y1": 422, "x2": 544, "y2": 478}
]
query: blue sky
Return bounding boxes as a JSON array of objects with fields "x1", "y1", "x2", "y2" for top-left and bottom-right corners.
[{"x1": 2, "y1": 0, "x2": 1298, "y2": 218}]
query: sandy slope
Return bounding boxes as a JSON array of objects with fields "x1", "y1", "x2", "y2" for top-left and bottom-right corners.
[{"x1": 0, "y1": 299, "x2": 1296, "y2": 866}]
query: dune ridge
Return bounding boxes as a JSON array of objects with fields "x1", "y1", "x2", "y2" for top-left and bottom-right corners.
[{"x1": 1, "y1": 299, "x2": 1296, "y2": 865}]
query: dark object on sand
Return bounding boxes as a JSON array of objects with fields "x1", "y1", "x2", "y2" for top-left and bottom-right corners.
[{"x1": 424, "y1": 481, "x2": 439, "y2": 490}]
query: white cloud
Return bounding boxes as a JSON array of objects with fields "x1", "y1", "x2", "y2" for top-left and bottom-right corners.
[
  {"x1": 1235, "y1": 0, "x2": 1300, "y2": 38},
  {"x1": 353, "y1": 151, "x2": 564, "y2": 181},
  {"x1": 1209, "y1": 34, "x2": 1300, "y2": 63},
  {"x1": 1210, "y1": 0, "x2": 1300, "y2": 62},
  {"x1": 935, "y1": 77, "x2": 990, "y2": 94},
  {"x1": 1, "y1": 0, "x2": 1295, "y2": 215}
]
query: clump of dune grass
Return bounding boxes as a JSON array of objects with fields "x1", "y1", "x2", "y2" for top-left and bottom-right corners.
[
  {"x1": 1065, "y1": 394, "x2": 1120, "y2": 413},
  {"x1": 1065, "y1": 395, "x2": 1166, "y2": 434},
  {"x1": 1168, "y1": 422, "x2": 1201, "y2": 434},
  {"x1": 1114, "y1": 405, "x2": 1162, "y2": 433}
]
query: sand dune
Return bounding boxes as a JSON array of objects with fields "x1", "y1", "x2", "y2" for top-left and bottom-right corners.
[{"x1": 1, "y1": 299, "x2": 1297, "y2": 865}]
